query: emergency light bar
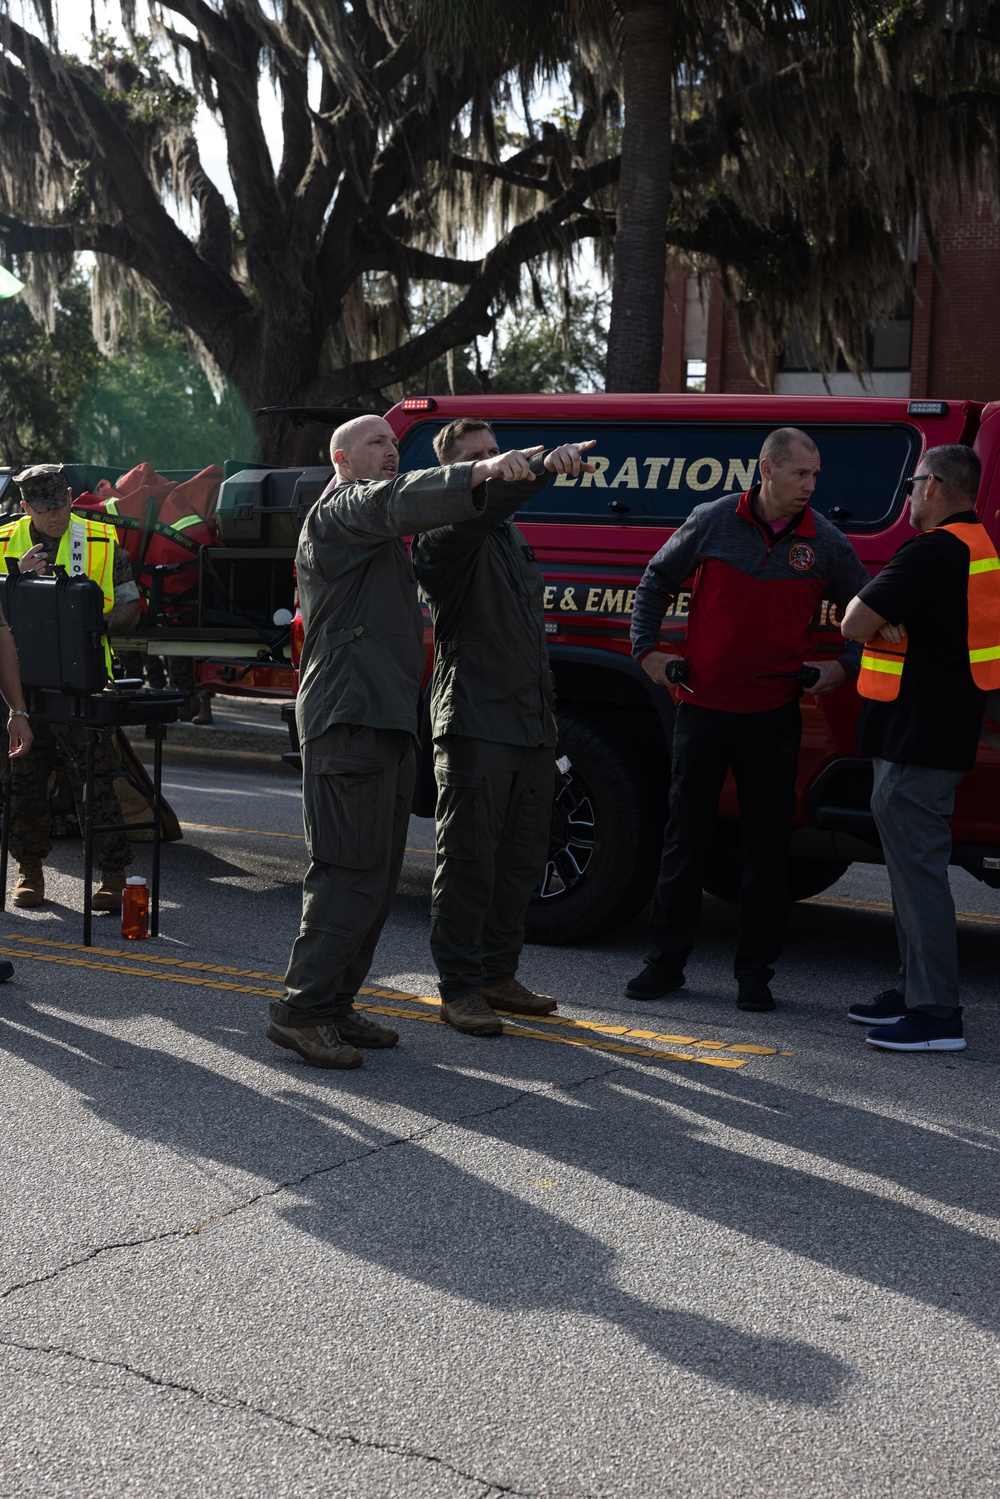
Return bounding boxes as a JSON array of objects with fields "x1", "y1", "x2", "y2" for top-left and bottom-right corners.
[
  {"x1": 400, "y1": 397, "x2": 438, "y2": 412},
  {"x1": 907, "y1": 400, "x2": 949, "y2": 416}
]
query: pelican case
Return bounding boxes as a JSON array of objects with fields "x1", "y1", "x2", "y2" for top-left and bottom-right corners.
[
  {"x1": 215, "y1": 466, "x2": 334, "y2": 547},
  {"x1": 0, "y1": 568, "x2": 109, "y2": 694}
]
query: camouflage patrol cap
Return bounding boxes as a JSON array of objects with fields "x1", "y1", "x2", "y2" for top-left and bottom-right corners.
[{"x1": 13, "y1": 464, "x2": 69, "y2": 511}]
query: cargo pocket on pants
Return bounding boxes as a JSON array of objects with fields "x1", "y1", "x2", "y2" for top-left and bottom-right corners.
[
  {"x1": 308, "y1": 754, "x2": 384, "y2": 868},
  {"x1": 435, "y1": 770, "x2": 486, "y2": 861}
]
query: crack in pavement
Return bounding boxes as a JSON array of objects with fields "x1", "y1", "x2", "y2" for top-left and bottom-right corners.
[
  {"x1": 0, "y1": 1058, "x2": 623, "y2": 1301},
  {"x1": 0, "y1": 1065, "x2": 620, "y2": 1497},
  {"x1": 0, "y1": 1333, "x2": 580, "y2": 1498}
]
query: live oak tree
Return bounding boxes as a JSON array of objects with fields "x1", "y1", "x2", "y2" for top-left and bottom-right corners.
[
  {"x1": 0, "y1": 2, "x2": 619, "y2": 460},
  {"x1": 1, "y1": 1, "x2": 1000, "y2": 459}
]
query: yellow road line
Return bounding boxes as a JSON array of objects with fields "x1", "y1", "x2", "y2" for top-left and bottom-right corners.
[
  {"x1": 179, "y1": 820, "x2": 435, "y2": 855},
  {"x1": 0, "y1": 946, "x2": 283, "y2": 998},
  {"x1": 0, "y1": 942, "x2": 750, "y2": 1071},
  {"x1": 180, "y1": 821, "x2": 304, "y2": 840},
  {"x1": 3, "y1": 935, "x2": 776, "y2": 1058},
  {"x1": 808, "y1": 895, "x2": 1000, "y2": 927},
  {"x1": 356, "y1": 1003, "x2": 744, "y2": 1066},
  {"x1": 362, "y1": 986, "x2": 777, "y2": 1055},
  {"x1": 5, "y1": 935, "x2": 287, "y2": 981}
]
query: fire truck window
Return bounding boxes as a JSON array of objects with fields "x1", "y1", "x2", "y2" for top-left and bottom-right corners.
[{"x1": 396, "y1": 421, "x2": 917, "y2": 530}]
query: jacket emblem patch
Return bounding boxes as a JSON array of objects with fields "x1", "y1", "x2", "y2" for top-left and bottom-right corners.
[{"x1": 788, "y1": 542, "x2": 816, "y2": 572}]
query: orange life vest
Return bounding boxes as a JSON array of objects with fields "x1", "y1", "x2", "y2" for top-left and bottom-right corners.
[{"x1": 858, "y1": 521, "x2": 1000, "y2": 701}]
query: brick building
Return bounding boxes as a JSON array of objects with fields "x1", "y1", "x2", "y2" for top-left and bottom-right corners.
[{"x1": 660, "y1": 199, "x2": 1000, "y2": 402}]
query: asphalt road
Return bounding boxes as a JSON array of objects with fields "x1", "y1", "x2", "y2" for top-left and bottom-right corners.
[{"x1": 1, "y1": 755, "x2": 998, "y2": 1498}]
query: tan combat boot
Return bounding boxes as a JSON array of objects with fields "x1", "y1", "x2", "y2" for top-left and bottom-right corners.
[
  {"x1": 266, "y1": 1021, "x2": 363, "y2": 1069},
  {"x1": 441, "y1": 990, "x2": 504, "y2": 1036},
  {"x1": 481, "y1": 976, "x2": 557, "y2": 1016},
  {"x1": 92, "y1": 869, "x2": 127, "y2": 913},
  {"x1": 12, "y1": 861, "x2": 45, "y2": 908}
]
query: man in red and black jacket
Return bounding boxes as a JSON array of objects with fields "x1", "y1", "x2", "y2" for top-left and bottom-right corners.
[{"x1": 628, "y1": 426, "x2": 869, "y2": 1012}]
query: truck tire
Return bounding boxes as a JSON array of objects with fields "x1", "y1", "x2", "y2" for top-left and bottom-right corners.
[
  {"x1": 701, "y1": 822, "x2": 849, "y2": 904},
  {"x1": 524, "y1": 711, "x2": 666, "y2": 946}
]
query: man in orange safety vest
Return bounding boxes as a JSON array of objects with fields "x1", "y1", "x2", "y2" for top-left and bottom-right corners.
[{"x1": 841, "y1": 443, "x2": 1000, "y2": 1053}]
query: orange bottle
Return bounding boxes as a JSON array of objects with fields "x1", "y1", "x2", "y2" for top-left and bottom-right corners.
[{"x1": 121, "y1": 876, "x2": 150, "y2": 940}]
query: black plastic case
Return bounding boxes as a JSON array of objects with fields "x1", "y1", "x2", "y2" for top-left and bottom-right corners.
[{"x1": 0, "y1": 568, "x2": 109, "y2": 694}]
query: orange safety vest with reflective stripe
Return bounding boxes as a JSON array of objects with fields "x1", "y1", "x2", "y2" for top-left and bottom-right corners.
[
  {"x1": 858, "y1": 521, "x2": 1000, "y2": 701},
  {"x1": 0, "y1": 513, "x2": 117, "y2": 673}
]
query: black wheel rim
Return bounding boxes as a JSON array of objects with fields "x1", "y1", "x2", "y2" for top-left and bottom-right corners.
[{"x1": 532, "y1": 766, "x2": 597, "y2": 902}]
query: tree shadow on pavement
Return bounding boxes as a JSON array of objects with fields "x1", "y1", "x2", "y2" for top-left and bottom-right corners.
[
  {"x1": 4, "y1": 975, "x2": 1000, "y2": 1409},
  {"x1": 0, "y1": 995, "x2": 852, "y2": 1406}
]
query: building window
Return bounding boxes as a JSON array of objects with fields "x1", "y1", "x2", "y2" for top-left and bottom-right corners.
[
  {"x1": 778, "y1": 292, "x2": 914, "y2": 374},
  {"x1": 685, "y1": 359, "x2": 707, "y2": 391}
]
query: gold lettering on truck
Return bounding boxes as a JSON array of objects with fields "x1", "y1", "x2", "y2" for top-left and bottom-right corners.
[
  {"x1": 725, "y1": 458, "x2": 757, "y2": 489},
  {"x1": 609, "y1": 457, "x2": 639, "y2": 488},
  {"x1": 578, "y1": 457, "x2": 610, "y2": 487},
  {"x1": 643, "y1": 459, "x2": 672, "y2": 488},
  {"x1": 687, "y1": 458, "x2": 724, "y2": 491}
]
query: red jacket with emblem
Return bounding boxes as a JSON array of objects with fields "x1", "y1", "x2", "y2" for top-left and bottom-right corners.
[{"x1": 630, "y1": 487, "x2": 871, "y2": 712}]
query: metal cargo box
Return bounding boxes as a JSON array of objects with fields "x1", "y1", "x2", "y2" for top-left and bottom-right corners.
[{"x1": 215, "y1": 466, "x2": 334, "y2": 547}]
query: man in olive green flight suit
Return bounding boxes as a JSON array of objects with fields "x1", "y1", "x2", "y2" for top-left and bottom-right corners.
[
  {"x1": 412, "y1": 421, "x2": 596, "y2": 1036},
  {"x1": 268, "y1": 415, "x2": 588, "y2": 1069}
]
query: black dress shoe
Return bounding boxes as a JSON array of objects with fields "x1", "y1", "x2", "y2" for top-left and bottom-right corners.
[
  {"x1": 625, "y1": 963, "x2": 686, "y2": 1000},
  {"x1": 736, "y1": 972, "x2": 775, "y2": 1011}
]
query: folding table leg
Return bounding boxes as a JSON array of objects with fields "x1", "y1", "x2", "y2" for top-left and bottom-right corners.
[
  {"x1": 82, "y1": 727, "x2": 96, "y2": 948},
  {"x1": 0, "y1": 759, "x2": 9, "y2": 914},
  {"x1": 151, "y1": 724, "x2": 163, "y2": 937}
]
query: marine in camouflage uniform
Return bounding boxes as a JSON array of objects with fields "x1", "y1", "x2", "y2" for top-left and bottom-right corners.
[{"x1": 1, "y1": 465, "x2": 141, "y2": 909}]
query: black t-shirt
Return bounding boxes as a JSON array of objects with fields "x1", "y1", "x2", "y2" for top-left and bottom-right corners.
[{"x1": 856, "y1": 511, "x2": 986, "y2": 771}]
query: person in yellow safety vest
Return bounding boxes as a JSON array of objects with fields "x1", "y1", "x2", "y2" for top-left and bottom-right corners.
[
  {"x1": 0, "y1": 465, "x2": 142, "y2": 913},
  {"x1": 841, "y1": 443, "x2": 1000, "y2": 1054}
]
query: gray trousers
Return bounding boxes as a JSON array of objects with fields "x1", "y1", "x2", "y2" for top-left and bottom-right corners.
[
  {"x1": 870, "y1": 757, "x2": 966, "y2": 1014},
  {"x1": 430, "y1": 736, "x2": 555, "y2": 1001},
  {"x1": 274, "y1": 724, "x2": 415, "y2": 1027}
]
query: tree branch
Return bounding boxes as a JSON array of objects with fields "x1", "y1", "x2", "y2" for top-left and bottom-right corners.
[
  {"x1": 157, "y1": 0, "x2": 285, "y2": 250},
  {"x1": 315, "y1": 200, "x2": 614, "y2": 401}
]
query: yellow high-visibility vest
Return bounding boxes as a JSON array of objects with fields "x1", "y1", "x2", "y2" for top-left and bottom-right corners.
[{"x1": 0, "y1": 513, "x2": 117, "y2": 673}]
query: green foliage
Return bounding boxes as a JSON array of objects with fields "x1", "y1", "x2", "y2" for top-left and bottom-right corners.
[
  {"x1": 0, "y1": 275, "x2": 254, "y2": 473},
  {"x1": 0, "y1": 277, "x2": 101, "y2": 468},
  {"x1": 410, "y1": 284, "x2": 609, "y2": 396}
]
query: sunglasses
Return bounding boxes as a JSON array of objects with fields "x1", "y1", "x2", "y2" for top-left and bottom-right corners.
[{"x1": 904, "y1": 474, "x2": 941, "y2": 495}]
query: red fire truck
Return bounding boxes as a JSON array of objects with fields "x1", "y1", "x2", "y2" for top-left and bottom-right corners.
[
  {"x1": 320, "y1": 392, "x2": 999, "y2": 945},
  {"x1": 22, "y1": 392, "x2": 997, "y2": 946}
]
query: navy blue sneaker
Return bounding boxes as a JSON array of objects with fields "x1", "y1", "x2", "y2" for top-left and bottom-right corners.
[
  {"x1": 866, "y1": 1009, "x2": 966, "y2": 1052},
  {"x1": 847, "y1": 988, "x2": 906, "y2": 1025}
]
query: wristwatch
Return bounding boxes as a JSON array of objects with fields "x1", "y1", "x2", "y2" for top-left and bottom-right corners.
[{"x1": 8, "y1": 709, "x2": 29, "y2": 719}]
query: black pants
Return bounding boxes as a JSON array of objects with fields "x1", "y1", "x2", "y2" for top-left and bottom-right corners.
[{"x1": 647, "y1": 699, "x2": 802, "y2": 978}]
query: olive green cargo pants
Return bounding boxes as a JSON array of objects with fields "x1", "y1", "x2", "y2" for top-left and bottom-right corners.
[
  {"x1": 274, "y1": 724, "x2": 415, "y2": 1027},
  {"x1": 430, "y1": 735, "x2": 555, "y2": 1002}
]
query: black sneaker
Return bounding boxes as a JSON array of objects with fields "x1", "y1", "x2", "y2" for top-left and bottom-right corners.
[
  {"x1": 866, "y1": 1009, "x2": 966, "y2": 1052},
  {"x1": 625, "y1": 963, "x2": 685, "y2": 1000},
  {"x1": 736, "y1": 972, "x2": 775, "y2": 1012},
  {"x1": 847, "y1": 988, "x2": 906, "y2": 1026}
]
